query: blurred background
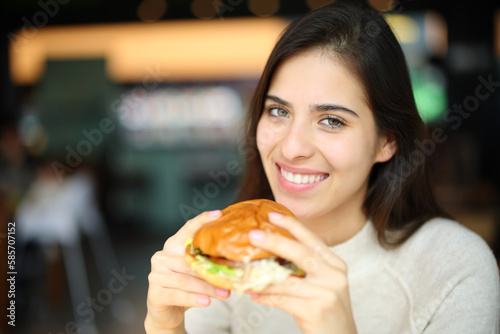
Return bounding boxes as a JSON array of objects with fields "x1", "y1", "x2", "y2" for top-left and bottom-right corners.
[{"x1": 0, "y1": 0, "x2": 499, "y2": 333}]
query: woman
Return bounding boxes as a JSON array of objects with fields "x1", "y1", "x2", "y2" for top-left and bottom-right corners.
[{"x1": 145, "y1": 2, "x2": 500, "y2": 333}]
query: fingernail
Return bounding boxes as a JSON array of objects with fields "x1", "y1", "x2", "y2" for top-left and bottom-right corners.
[
  {"x1": 198, "y1": 296, "x2": 210, "y2": 306},
  {"x1": 249, "y1": 230, "x2": 265, "y2": 241},
  {"x1": 215, "y1": 288, "x2": 229, "y2": 298},
  {"x1": 208, "y1": 210, "x2": 221, "y2": 217},
  {"x1": 268, "y1": 212, "x2": 283, "y2": 220}
]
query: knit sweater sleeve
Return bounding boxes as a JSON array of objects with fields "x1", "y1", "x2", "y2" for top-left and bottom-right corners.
[
  {"x1": 411, "y1": 220, "x2": 500, "y2": 334},
  {"x1": 422, "y1": 269, "x2": 500, "y2": 334}
]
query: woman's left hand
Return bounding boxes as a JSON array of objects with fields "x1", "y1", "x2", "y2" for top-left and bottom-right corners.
[{"x1": 247, "y1": 212, "x2": 358, "y2": 334}]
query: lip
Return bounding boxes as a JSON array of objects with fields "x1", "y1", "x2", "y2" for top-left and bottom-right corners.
[
  {"x1": 276, "y1": 163, "x2": 329, "y2": 193},
  {"x1": 277, "y1": 162, "x2": 328, "y2": 175}
]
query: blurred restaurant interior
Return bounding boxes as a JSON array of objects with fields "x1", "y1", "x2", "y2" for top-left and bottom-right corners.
[{"x1": 1, "y1": 0, "x2": 499, "y2": 333}]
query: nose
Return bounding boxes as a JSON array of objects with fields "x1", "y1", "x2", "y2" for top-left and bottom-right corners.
[{"x1": 280, "y1": 120, "x2": 315, "y2": 161}]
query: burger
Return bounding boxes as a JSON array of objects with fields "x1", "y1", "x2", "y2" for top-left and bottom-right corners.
[{"x1": 185, "y1": 199, "x2": 305, "y2": 294}]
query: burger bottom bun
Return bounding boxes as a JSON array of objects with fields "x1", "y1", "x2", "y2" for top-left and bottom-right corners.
[{"x1": 185, "y1": 251, "x2": 294, "y2": 295}]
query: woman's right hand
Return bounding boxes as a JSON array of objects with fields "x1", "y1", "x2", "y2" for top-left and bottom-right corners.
[{"x1": 145, "y1": 210, "x2": 231, "y2": 333}]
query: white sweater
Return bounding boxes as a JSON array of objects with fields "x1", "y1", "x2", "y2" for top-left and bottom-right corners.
[{"x1": 185, "y1": 218, "x2": 500, "y2": 333}]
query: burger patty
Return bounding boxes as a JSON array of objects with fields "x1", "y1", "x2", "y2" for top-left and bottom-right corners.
[
  {"x1": 188, "y1": 245, "x2": 306, "y2": 277},
  {"x1": 202, "y1": 252, "x2": 300, "y2": 274},
  {"x1": 207, "y1": 256, "x2": 246, "y2": 268},
  {"x1": 189, "y1": 245, "x2": 282, "y2": 268}
]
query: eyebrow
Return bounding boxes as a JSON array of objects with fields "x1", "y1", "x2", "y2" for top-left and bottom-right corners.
[{"x1": 265, "y1": 94, "x2": 359, "y2": 118}]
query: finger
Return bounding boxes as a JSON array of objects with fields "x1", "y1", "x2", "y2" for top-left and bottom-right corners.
[
  {"x1": 164, "y1": 210, "x2": 222, "y2": 252},
  {"x1": 249, "y1": 290, "x2": 320, "y2": 324},
  {"x1": 249, "y1": 229, "x2": 331, "y2": 277},
  {"x1": 147, "y1": 283, "x2": 213, "y2": 309},
  {"x1": 182, "y1": 210, "x2": 222, "y2": 237},
  {"x1": 255, "y1": 272, "x2": 347, "y2": 301},
  {"x1": 248, "y1": 228, "x2": 347, "y2": 281},
  {"x1": 251, "y1": 278, "x2": 353, "y2": 330},
  {"x1": 152, "y1": 250, "x2": 198, "y2": 277},
  {"x1": 251, "y1": 276, "x2": 310, "y2": 297},
  {"x1": 267, "y1": 212, "x2": 346, "y2": 269},
  {"x1": 268, "y1": 212, "x2": 322, "y2": 248},
  {"x1": 150, "y1": 252, "x2": 230, "y2": 299},
  {"x1": 149, "y1": 270, "x2": 230, "y2": 301},
  {"x1": 151, "y1": 250, "x2": 199, "y2": 282}
]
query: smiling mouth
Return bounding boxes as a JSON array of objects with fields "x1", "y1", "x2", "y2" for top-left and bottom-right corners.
[{"x1": 279, "y1": 166, "x2": 329, "y2": 185}]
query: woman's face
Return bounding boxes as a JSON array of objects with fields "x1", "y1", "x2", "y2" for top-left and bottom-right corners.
[{"x1": 256, "y1": 50, "x2": 395, "y2": 226}]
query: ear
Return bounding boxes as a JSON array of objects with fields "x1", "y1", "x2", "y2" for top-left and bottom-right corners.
[{"x1": 375, "y1": 132, "x2": 397, "y2": 163}]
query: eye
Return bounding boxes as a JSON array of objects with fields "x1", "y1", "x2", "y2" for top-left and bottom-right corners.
[
  {"x1": 319, "y1": 116, "x2": 345, "y2": 129},
  {"x1": 267, "y1": 106, "x2": 289, "y2": 118}
]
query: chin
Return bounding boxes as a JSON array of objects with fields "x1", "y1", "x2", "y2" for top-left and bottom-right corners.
[{"x1": 273, "y1": 195, "x2": 310, "y2": 219}]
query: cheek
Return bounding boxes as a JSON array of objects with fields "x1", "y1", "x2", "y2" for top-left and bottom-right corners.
[
  {"x1": 318, "y1": 131, "x2": 377, "y2": 170},
  {"x1": 256, "y1": 118, "x2": 282, "y2": 153}
]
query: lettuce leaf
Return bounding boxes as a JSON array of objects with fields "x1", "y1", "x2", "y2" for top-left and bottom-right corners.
[{"x1": 186, "y1": 238, "x2": 241, "y2": 279}]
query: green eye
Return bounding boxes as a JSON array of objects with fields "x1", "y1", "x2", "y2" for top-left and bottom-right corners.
[
  {"x1": 269, "y1": 107, "x2": 289, "y2": 117},
  {"x1": 328, "y1": 119, "x2": 341, "y2": 126},
  {"x1": 320, "y1": 117, "x2": 344, "y2": 129}
]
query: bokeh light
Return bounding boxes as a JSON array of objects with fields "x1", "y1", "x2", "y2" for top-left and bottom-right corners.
[
  {"x1": 248, "y1": 0, "x2": 280, "y2": 17},
  {"x1": 191, "y1": 0, "x2": 218, "y2": 20},
  {"x1": 137, "y1": 0, "x2": 168, "y2": 22},
  {"x1": 367, "y1": 0, "x2": 395, "y2": 12}
]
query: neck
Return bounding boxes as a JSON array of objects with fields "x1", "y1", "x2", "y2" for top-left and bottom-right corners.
[
  {"x1": 312, "y1": 216, "x2": 366, "y2": 247},
  {"x1": 299, "y1": 191, "x2": 367, "y2": 247}
]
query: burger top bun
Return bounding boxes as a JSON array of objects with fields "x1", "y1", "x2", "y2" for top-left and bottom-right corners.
[{"x1": 192, "y1": 199, "x2": 297, "y2": 262}]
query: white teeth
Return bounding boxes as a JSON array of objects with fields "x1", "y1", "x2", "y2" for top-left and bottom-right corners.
[{"x1": 280, "y1": 167, "x2": 327, "y2": 185}]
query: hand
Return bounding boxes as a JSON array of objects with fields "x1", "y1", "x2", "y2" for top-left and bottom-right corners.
[
  {"x1": 247, "y1": 212, "x2": 358, "y2": 334},
  {"x1": 145, "y1": 210, "x2": 231, "y2": 333}
]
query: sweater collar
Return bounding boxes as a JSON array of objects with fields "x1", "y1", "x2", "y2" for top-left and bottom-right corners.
[{"x1": 329, "y1": 220, "x2": 386, "y2": 279}]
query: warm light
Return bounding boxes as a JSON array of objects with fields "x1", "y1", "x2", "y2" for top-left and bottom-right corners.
[
  {"x1": 137, "y1": 0, "x2": 168, "y2": 22},
  {"x1": 385, "y1": 14, "x2": 420, "y2": 44},
  {"x1": 9, "y1": 17, "x2": 289, "y2": 84},
  {"x1": 424, "y1": 11, "x2": 448, "y2": 57},
  {"x1": 248, "y1": 0, "x2": 280, "y2": 17},
  {"x1": 367, "y1": 0, "x2": 394, "y2": 12},
  {"x1": 191, "y1": 0, "x2": 218, "y2": 19}
]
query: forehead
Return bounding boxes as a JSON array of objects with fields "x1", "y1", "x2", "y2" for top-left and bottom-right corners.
[{"x1": 267, "y1": 49, "x2": 369, "y2": 110}]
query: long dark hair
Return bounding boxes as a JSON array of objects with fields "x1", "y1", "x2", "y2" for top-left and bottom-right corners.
[{"x1": 237, "y1": 0, "x2": 448, "y2": 247}]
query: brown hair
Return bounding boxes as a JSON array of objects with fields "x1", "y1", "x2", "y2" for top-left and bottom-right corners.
[{"x1": 237, "y1": 0, "x2": 448, "y2": 247}]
